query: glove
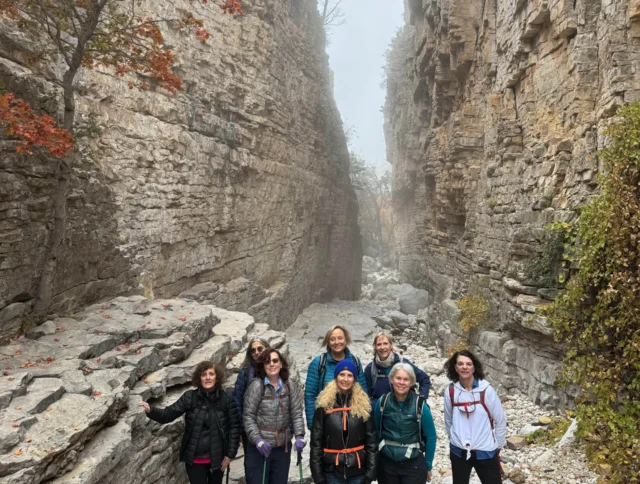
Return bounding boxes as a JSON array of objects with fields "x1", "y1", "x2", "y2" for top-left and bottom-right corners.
[
  {"x1": 255, "y1": 438, "x2": 272, "y2": 458},
  {"x1": 294, "y1": 436, "x2": 305, "y2": 453}
]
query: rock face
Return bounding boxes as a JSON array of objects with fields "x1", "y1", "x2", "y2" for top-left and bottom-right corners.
[
  {"x1": 383, "y1": 0, "x2": 640, "y2": 406},
  {"x1": 0, "y1": 0, "x2": 361, "y2": 340},
  {"x1": 0, "y1": 295, "x2": 290, "y2": 483}
]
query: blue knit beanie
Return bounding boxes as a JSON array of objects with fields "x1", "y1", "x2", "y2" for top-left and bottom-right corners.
[{"x1": 334, "y1": 359, "x2": 358, "y2": 379}]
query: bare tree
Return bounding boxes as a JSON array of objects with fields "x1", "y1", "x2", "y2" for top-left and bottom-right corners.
[{"x1": 319, "y1": 0, "x2": 345, "y2": 27}]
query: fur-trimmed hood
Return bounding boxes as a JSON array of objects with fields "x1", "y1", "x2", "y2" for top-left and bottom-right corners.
[{"x1": 315, "y1": 380, "x2": 371, "y2": 420}]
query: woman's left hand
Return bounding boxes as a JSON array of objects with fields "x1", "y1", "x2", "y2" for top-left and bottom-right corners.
[
  {"x1": 221, "y1": 456, "x2": 231, "y2": 472},
  {"x1": 426, "y1": 471, "x2": 432, "y2": 482}
]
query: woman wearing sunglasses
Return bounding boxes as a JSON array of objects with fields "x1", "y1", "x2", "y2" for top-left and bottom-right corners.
[
  {"x1": 444, "y1": 350, "x2": 506, "y2": 484},
  {"x1": 234, "y1": 338, "x2": 269, "y2": 440},
  {"x1": 243, "y1": 348, "x2": 306, "y2": 484}
]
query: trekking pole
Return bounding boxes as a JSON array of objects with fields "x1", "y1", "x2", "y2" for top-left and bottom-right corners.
[
  {"x1": 262, "y1": 458, "x2": 267, "y2": 484},
  {"x1": 226, "y1": 464, "x2": 230, "y2": 484},
  {"x1": 297, "y1": 450, "x2": 303, "y2": 484}
]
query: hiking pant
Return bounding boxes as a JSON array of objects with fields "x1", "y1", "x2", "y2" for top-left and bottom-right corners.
[
  {"x1": 378, "y1": 454, "x2": 428, "y2": 484},
  {"x1": 245, "y1": 443, "x2": 291, "y2": 484},
  {"x1": 450, "y1": 451, "x2": 502, "y2": 484},
  {"x1": 185, "y1": 463, "x2": 223, "y2": 484}
]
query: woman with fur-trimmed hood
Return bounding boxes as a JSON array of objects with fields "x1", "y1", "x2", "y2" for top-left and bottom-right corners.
[{"x1": 310, "y1": 359, "x2": 377, "y2": 484}]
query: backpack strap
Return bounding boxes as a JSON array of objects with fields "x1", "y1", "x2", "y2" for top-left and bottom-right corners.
[
  {"x1": 448, "y1": 383, "x2": 455, "y2": 404},
  {"x1": 479, "y1": 389, "x2": 494, "y2": 429},
  {"x1": 379, "y1": 392, "x2": 390, "y2": 438},
  {"x1": 317, "y1": 353, "x2": 327, "y2": 394},
  {"x1": 416, "y1": 395, "x2": 426, "y2": 452}
]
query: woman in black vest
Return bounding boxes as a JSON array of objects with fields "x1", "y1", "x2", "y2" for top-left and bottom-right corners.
[
  {"x1": 310, "y1": 359, "x2": 377, "y2": 484},
  {"x1": 139, "y1": 361, "x2": 240, "y2": 484}
]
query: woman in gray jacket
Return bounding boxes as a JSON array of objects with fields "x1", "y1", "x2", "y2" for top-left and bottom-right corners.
[{"x1": 243, "y1": 348, "x2": 305, "y2": 484}]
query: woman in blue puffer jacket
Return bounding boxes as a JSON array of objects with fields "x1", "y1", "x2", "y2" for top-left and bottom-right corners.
[{"x1": 304, "y1": 325, "x2": 368, "y2": 429}]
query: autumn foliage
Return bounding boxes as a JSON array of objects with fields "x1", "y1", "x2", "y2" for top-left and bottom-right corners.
[{"x1": 0, "y1": 93, "x2": 73, "y2": 157}]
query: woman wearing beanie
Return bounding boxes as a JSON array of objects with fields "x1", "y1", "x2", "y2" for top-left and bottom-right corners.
[
  {"x1": 374, "y1": 362, "x2": 436, "y2": 484},
  {"x1": 364, "y1": 332, "x2": 431, "y2": 407},
  {"x1": 305, "y1": 325, "x2": 368, "y2": 429},
  {"x1": 139, "y1": 362, "x2": 240, "y2": 484},
  {"x1": 310, "y1": 359, "x2": 377, "y2": 484}
]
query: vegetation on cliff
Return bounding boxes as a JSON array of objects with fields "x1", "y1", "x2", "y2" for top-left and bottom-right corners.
[{"x1": 546, "y1": 103, "x2": 640, "y2": 483}]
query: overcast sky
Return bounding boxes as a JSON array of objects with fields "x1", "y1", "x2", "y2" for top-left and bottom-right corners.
[{"x1": 323, "y1": 0, "x2": 405, "y2": 172}]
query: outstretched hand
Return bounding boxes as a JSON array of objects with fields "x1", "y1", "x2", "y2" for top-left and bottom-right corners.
[{"x1": 137, "y1": 401, "x2": 150, "y2": 413}]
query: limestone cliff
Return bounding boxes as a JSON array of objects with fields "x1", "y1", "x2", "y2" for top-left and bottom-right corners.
[
  {"x1": 384, "y1": 0, "x2": 640, "y2": 406},
  {"x1": 0, "y1": 0, "x2": 361, "y2": 340}
]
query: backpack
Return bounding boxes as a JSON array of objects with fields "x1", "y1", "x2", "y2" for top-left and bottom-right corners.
[
  {"x1": 448, "y1": 383, "x2": 494, "y2": 429},
  {"x1": 317, "y1": 352, "x2": 363, "y2": 394},
  {"x1": 379, "y1": 391, "x2": 427, "y2": 452},
  {"x1": 368, "y1": 355, "x2": 406, "y2": 391}
]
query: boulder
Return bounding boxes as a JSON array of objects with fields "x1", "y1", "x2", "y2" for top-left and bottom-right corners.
[
  {"x1": 557, "y1": 418, "x2": 578, "y2": 447},
  {"x1": 398, "y1": 288, "x2": 429, "y2": 315},
  {"x1": 26, "y1": 320, "x2": 57, "y2": 340},
  {"x1": 506, "y1": 435, "x2": 526, "y2": 450}
]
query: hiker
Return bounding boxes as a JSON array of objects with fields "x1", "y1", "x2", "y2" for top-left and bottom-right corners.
[
  {"x1": 444, "y1": 350, "x2": 506, "y2": 484},
  {"x1": 243, "y1": 348, "x2": 306, "y2": 484},
  {"x1": 305, "y1": 325, "x2": 368, "y2": 429},
  {"x1": 364, "y1": 332, "x2": 431, "y2": 407},
  {"x1": 233, "y1": 337, "x2": 269, "y2": 446},
  {"x1": 310, "y1": 359, "x2": 377, "y2": 484},
  {"x1": 373, "y1": 362, "x2": 436, "y2": 484},
  {"x1": 138, "y1": 361, "x2": 240, "y2": 484}
]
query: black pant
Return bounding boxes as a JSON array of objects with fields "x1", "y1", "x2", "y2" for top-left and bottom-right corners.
[
  {"x1": 185, "y1": 463, "x2": 223, "y2": 484},
  {"x1": 450, "y1": 451, "x2": 502, "y2": 484},
  {"x1": 378, "y1": 454, "x2": 428, "y2": 484}
]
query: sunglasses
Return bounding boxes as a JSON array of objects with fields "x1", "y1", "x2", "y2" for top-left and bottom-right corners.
[
  {"x1": 267, "y1": 358, "x2": 280, "y2": 365},
  {"x1": 250, "y1": 346, "x2": 265, "y2": 354}
]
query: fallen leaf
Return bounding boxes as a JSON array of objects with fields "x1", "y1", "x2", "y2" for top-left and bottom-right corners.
[
  {"x1": 160, "y1": 317, "x2": 166, "y2": 320},
  {"x1": 144, "y1": 379, "x2": 149, "y2": 384},
  {"x1": 15, "y1": 350, "x2": 22, "y2": 355},
  {"x1": 115, "y1": 347, "x2": 121, "y2": 352},
  {"x1": 92, "y1": 391, "x2": 101, "y2": 397},
  {"x1": 125, "y1": 344, "x2": 130, "y2": 349},
  {"x1": 53, "y1": 338, "x2": 59, "y2": 343},
  {"x1": 96, "y1": 358, "x2": 101, "y2": 363},
  {"x1": 13, "y1": 449, "x2": 22, "y2": 455},
  {"x1": 68, "y1": 336, "x2": 73, "y2": 339},
  {"x1": 46, "y1": 407, "x2": 52, "y2": 412},
  {"x1": 140, "y1": 325, "x2": 146, "y2": 329},
  {"x1": 25, "y1": 439, "x2": 32, "y2": 443},
  {"x1": 15, "y1": 406, "x2": 21, "y2": 410},
  {"x1": 8, "y1": 377, "x2": 14, "y2": 381},
  {"x1": 73, "y1": 426, "x2": 79, "y2": 431},
  {"x1": 11, "y1": 423, "x2": 19, "y2": 428},
  {"x1": 5, "y1": 366, "x2": 11, "y2": 370},
  {"x1": 178, "y1": 317, "x2": 187, "y2": 321},
  {"x1": 136, "y1": 349, "x2": 142, "y2": 354},
  {"x1": 97, "y1": 331, "x2": 103, "y2": 335}
]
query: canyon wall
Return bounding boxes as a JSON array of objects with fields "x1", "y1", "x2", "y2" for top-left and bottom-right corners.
[
  {"x1": 385, "y1": 0, "x2": 640, "y2": 407},
  {"x1": 0, "y1": 0, "x2": 361, "y2": 340}
]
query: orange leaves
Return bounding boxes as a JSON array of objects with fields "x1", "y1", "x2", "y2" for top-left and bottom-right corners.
[
  {"x1": 0, "y1": 94, "x2": 73, "y2": 157},
  {"x1": 13, "y1": 449, "x2": 22, "y2": 456},
  {"x1": 92, "y1": 391, "x2": 101, "y2": 397}
]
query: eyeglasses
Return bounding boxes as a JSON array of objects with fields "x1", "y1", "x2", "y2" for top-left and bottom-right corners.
[
  {"x1": 267, "y1": 358, "x2": 280, "y2": 365},
  {"x1": 250, "y1": 346, "x2": 265, "y2": 354}
]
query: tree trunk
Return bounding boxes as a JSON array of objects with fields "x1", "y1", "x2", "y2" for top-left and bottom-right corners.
[{"x1": 33, "y1": 76, "x2": 76, "y2": 318}]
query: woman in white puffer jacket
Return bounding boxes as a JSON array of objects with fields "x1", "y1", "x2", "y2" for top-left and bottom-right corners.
[{"x1": 444, "y1": 350, "x2": 507, "y2": 484}]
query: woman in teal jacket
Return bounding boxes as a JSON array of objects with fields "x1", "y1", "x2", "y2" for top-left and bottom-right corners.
[
  {"x1": 304, "y1": 325, "x2": 368, "y2": 429},
  {"x1": 373, "y1": 362, "x2": 436, "y2": 484}
]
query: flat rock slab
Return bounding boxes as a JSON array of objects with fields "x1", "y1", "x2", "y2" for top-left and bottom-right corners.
[{"x1": 0, "y1": 296, "x2": 253, "y2": 483}]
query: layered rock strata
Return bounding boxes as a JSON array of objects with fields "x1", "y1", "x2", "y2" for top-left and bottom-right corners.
[
  {"x1": 384, "y1": 0, "x2": 640, "y2": 406},
  {"x1": 0, "y1": 295, "x2": 289, "y2": 483},
  {"x1": 0, "y1": 0, "x2": 361, "y2": 341}
]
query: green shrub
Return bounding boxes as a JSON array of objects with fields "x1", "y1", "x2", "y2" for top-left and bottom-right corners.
[
  {"x1": 545, "y1": 103, "x2": 640, "y2": 483},
  {"x1": 524, "y1": 417, "x2": 572, "y2": 445},
  {"x1": 524, "y1": 221, "x2": 575, "y2": 287}
]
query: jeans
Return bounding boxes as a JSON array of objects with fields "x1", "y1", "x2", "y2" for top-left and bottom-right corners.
[
  {"x1": 324, "y1": 473, "x2": 365, "y2": 484},
  {"x1": 244, "y1": 443, "x2": 292, "y2": 484}
]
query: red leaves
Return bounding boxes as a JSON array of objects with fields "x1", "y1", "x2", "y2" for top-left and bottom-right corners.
[
  {"x1": 0, "y1": 94, "x2": 73, "y2": 157},
  {"x1": 220, "y1": 0, "x2": 243, "y2": 14}
]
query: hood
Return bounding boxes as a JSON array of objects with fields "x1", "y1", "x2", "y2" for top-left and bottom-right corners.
[{"x1": 453, "y1": 378, "x2": 490, "y2": 393}]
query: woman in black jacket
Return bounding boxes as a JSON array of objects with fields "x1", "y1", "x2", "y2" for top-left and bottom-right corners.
[
  {"x1": 139, "y1": 361, "x2": 240, "y2": 484},
  {"x1": 310, "y1": 359, "x2": 377, "y2": 484}
]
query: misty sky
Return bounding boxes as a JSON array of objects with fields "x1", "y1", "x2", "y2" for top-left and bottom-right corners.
[{"x1": 324, "y1": 0, "x2": 405, "y2": 173}]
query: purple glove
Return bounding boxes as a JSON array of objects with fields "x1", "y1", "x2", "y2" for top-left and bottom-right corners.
[
  {"x1": 255, "y1": 438, "x2": 271, "y2": 458},
  {"x1": 294, "y1": 436, "x2": 305, "y2": 453}
]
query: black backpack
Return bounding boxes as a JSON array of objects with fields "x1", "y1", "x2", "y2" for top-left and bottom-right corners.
[{"x1": 379, "y1": 391, "x2": 427, "y2": 452}]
